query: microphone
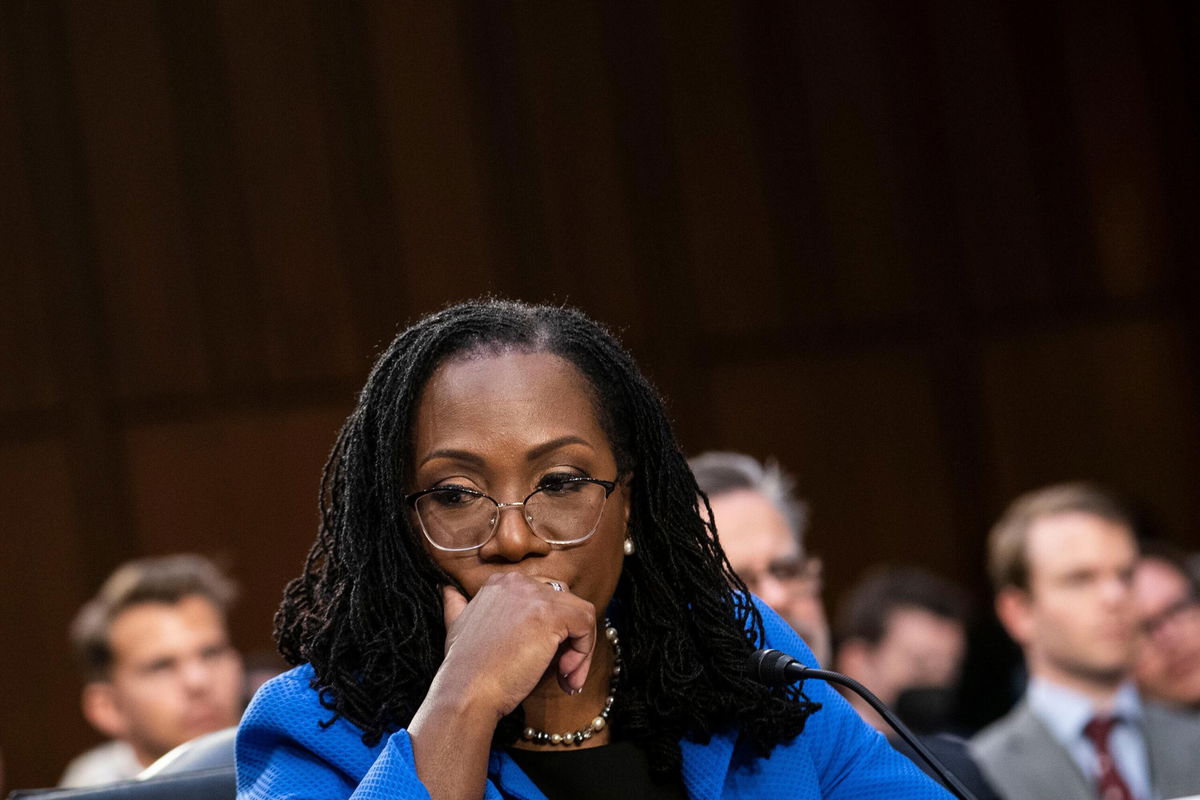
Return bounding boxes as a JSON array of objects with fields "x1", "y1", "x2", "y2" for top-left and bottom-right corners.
[{"x1": 748, "y1": 649, "x2": 978, "y2": 800}]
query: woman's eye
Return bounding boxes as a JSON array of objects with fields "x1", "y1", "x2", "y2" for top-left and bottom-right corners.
[
  {"x1": 430, "y1": 486, "x2": 479, "y2": 507},
  {"x1": 539, "y1": 474, "x2": 586, "y2": 494}
]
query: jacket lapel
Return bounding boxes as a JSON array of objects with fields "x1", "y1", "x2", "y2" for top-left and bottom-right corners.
[
  {"x1": 680, "y1": 731, "x2": 735, "y2": 800},
  {"x1": 1144, "y1": 703, "x2": 1200, "y2": 799},
  {"x1": 1006, "y1": 704, "x2": 1097, "y2": 800}
]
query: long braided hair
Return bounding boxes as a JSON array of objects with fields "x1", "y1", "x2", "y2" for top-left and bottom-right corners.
[{"x1": 275, "y1": 299, "x2": 819, "y2": 779}]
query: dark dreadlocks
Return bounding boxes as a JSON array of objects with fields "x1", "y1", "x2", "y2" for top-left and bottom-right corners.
[{"x1": 275, "y1": 299, "x2": 819, "y2": 780}]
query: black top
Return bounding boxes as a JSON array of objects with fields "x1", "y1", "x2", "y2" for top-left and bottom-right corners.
[{"x1": 507, "y1": 741, "x2": 689, "y2": 800}]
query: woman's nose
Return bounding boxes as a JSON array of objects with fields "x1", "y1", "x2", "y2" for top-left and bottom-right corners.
[{"x1": 480, "y1": 503, "x2": 551, "y2": 562}]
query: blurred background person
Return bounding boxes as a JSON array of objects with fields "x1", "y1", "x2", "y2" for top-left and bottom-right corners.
[
  {"x1": 971, "y1": 483, "x2": 1200, "y2": 800},
  {"x1": 690, "y1": 451, "x2": 830, "y2": 666},
  {"x1": 1187, "y1": 553, "x2": 1200, "y2": 588},
  {"x1": 61, "y1": 554, "x2": 246, "y2": 787},
  {"x1": 832, "y1": 565, "x2": 969, "y2": 734},
  {"x1": 1132, "y1": 542, "x2": 1200, "y2": 712},
  {"x1": 833, "y1": 565, "x2": 999, "y2": 800}
]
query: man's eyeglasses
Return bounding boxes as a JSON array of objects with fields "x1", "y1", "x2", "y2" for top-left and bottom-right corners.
[
  {"x1": 405, "y1": 477, "x2": 618, "y2": 552},
  {"x1": 738, "y1": 555, "x2": 823, "y2": 595},
  {"x1": 1139, "y1": 595, "x2": 1200, "y2": 641}
]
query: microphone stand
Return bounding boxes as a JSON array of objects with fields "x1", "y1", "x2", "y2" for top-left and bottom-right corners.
[{"x1": 756, "y1": 651, "x2": 978, "y2": 800}]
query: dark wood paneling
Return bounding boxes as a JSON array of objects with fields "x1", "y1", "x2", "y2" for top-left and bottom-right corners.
[
  {"x1": 64, "y1": 1, "x2": 210, "y2": 400},
  {"x1": 509, "y1": 3, "x2": 644, "y2": 327},
  {"x1": 734, "y1": 3, "x2": 839, "y2": 327},
  {"x1": 458, "y1": 2, "x2": 546, "y2": 299},
  {"x1": 704, "y1": 350, "x2": 963, "y2": 590},
  {"x1": 0, "y1": 441, "x2": 95, "y2": 791},
  {"x1": 3, "y1": 0, "x2": 1199, "y2": 789},
  {"x1": 790, "y1": 2, "x2": 925, "y2": 323},
  {"x1": 1061, "y1": 1, "x2": 1170, "y2": 300},
  {"x1": 156, "y1": 3, "x2": 269, "y2": 390},
  {"x1": 215, "y1": 2, "x2": 359, "y2": 384},
  {"x1": 0, "y1": 50, "x2": 58, "y2": 413},
  {"x1": 661, "y1": 1, "x2": 786, "y2": 336},
  {"x1": 598, "y1": 1, "x2": 709, "y2": 440},
  {"x1": 925, "y1": 0, "x2": 1052, "y2": 313},
  {"x1": 6, "y1": 1, "x2": 144, "y2": 602},
  {"x1": 124, "y1": 406, "x2": 350, "y2": 652},
  {"x1": 982, "y1": 319, "x2": 1200, "y2": 533},
  {"x1": 364, "y1": 2, "x2": 497, "y2": 327}
]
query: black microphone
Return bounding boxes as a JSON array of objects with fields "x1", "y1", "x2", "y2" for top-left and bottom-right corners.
[{"x1": 748, "y1": 649, "x2": 978, "y2": 800}]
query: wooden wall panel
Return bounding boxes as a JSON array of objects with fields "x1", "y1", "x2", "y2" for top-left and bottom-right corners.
[
  {"x1": 703, "y1": 351, "x2": 963, "y2": 588},
  {"x1": 0, "y1": 53, "x2": 58, "y2": 415},
  {"x1": 124, "y1": 405, "x2": 351, "y2": 653},
  {"x1": 64, "y1": 2, "x2": 209, "y2": 400},
  {"x1": 0, "y1": 441, "x2": 94, "y2": 789},
  {"x1": 792, "y1": 3, "x2": 924, "y2": 323},
  {"x1": 983, "y1": 319, "x2": 1199, "y2": 532},
  {"x1": 1005, "y1": 0, "x2": 1099, "y2": 302},
  {"x1": 733, "y1": 4, "x2": 839, "y2": 328},
  {"x1": 661, "y1": 2, "x2": 786, "y2": 337},
  {"x1": 925, "y1": 0, "x2": 1053, "y2": 312},
  {"x1": 215, "y1": 2, "x2": 359, "y2": 384},
  {"x1": 155, "y1": 4, "x2": 269, "y2": 390},
  {"x1": 366, "y1": 2, "x2": 497, "y2": 325},
  {"x1": 593, "y1": 2, "x2": 709, "y2": 428},
  {"x1": 1062, "y1": 1, "x2": 1169, "y2": 300},
  {"x1": 511, "y1": 4, "x2": 646, "y2": 332}
]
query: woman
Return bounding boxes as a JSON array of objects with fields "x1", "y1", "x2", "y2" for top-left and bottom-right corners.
[{"x1": 238, "y1": 300, "x2": 950, "y2": 800}]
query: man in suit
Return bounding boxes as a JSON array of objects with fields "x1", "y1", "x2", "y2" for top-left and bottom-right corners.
[{"x1": 970, "y1": 483, "x2": 1200, "y2": 800}]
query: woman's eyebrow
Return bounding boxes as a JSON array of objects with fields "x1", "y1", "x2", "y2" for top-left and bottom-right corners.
[
  {"x1": 526, "y1": 435, "x2": 593, "y2": 461},
  {"x1": 418, "y1": 448, "x2": 485, "y2": 468},
  {"x1": 418, "y1": 437, "x2": 592, "y2": 468}
]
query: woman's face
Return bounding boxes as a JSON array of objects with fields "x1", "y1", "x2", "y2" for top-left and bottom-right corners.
[{"x1": 410, "y1": 350, "x2": 630, "y2": 613}]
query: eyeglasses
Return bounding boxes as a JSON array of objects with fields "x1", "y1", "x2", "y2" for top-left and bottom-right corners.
[
  {"x1": 405, "y1": 477, "x2": 618, "y2": 552},
  {"x1": 738, "y1": 555, "x2": 823, "y2": 595},
  {"x1": 1139, "y1": 595, "x2": 1200, "y2": 641}
]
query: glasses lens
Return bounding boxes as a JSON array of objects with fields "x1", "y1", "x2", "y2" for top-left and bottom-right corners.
[
  {"x1": 526, "y1": 480, "x2": 608, "y2": 543},
  {"x1": 415, "y1": 489, "x2": 495, "y2": 550},
  {"x1": 768, "y1": 557, "x2": 807, "y2": 582},
  {"x1": 1143, "y1": 597, "x2": 1200, "y2": 639}
]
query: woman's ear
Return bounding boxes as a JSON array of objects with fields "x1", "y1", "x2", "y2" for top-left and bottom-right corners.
[{"x1": 621, "y1": 473, "x2": 633, "y2": 525}]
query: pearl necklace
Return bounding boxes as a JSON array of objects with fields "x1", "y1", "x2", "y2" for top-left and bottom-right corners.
[{"x1": 520, "y1": 620, "x2": 621, "y2": 746}]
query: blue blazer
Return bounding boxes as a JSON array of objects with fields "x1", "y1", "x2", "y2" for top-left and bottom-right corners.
[{"x1": 237, "y1": 601, "x2": 952, "y2": 800}]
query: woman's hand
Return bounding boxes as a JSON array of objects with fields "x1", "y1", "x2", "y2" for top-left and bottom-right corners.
[
  {"x1": 408, "y1": 573, "x2": 599, "y2": 800},
  {"x1": 439, "y1": 572, "x2": 598, "y2": 716}
]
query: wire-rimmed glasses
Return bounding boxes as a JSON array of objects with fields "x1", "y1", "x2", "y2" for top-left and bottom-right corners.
[{"x1": 405, "y1": 477, "x2": 618, "y2": 552}]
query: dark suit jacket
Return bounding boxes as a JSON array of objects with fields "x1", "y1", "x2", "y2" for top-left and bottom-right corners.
[
  {"x1": 969, "y1": 699, "x2": 1200, "y2": 800},
  {"x1": 890, "y1": 732, "x2": 1002, "y2": 800}
]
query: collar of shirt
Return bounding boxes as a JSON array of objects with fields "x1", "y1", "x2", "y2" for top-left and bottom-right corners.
[
  {"x1": 1026, "y1": 677, "x2": 1144, "y2": 744},
  {"x1": 1026, "y1": 677, "x2": 1152, "y2": 800}
]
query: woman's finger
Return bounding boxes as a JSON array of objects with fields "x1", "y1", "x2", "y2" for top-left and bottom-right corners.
[
  {"x1": 441, "y1": 584, "x2": 469, "y2": 631},
  {"x1": 555, "y1": 605, "x2": 597, "y2": 692}
]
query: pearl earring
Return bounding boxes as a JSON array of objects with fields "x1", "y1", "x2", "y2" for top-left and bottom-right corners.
[{"x1": 623, "y1": 537, "x2": 635, "y2": 556}]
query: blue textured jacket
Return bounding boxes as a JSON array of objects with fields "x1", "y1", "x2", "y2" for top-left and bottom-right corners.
[{"x1": 237, "y1": 602, "x2": 952, "y2": 799}]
